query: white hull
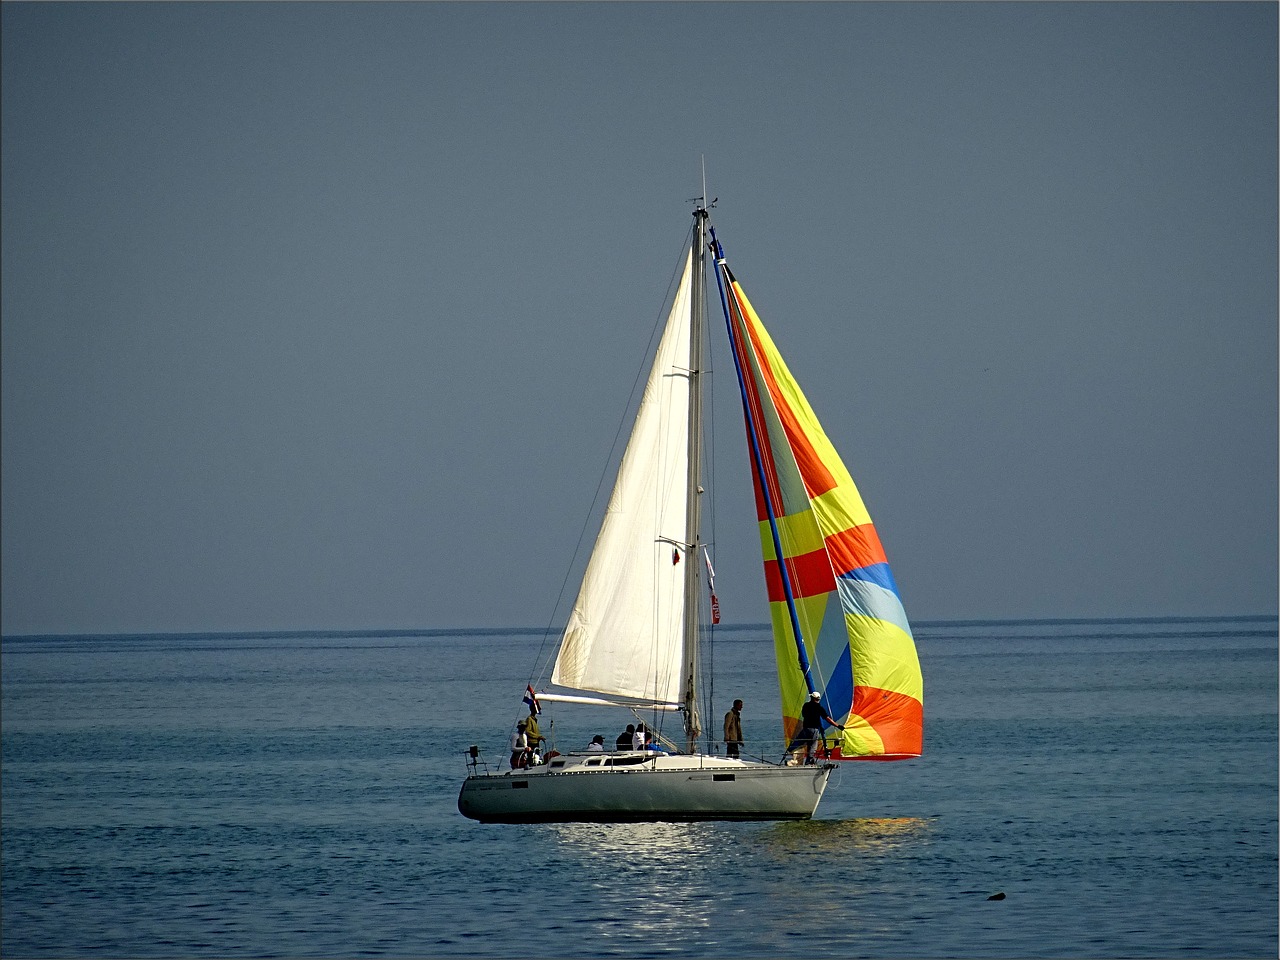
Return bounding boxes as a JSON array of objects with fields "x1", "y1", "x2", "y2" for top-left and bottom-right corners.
[{"x1": 458, "y1": 752, "x2": 834, "y2": 823}]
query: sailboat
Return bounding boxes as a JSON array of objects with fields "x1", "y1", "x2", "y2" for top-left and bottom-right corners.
[{"x1": 458, "y1": 203, "x2": 922, "y2": 823}]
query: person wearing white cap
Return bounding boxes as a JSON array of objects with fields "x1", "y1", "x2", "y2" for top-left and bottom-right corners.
[{"x1": 793, "y1": 691, "x2": 836, "y2": 765}]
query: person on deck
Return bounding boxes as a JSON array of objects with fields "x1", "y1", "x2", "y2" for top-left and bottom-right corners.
[
  {"x1": 723, "y1": 699, "x2": 744, "y2": 758},
  {"x1": 586, "y1": 735, "x2": 606, "y2": 752},
  {"x1": 509, "y1": 722, "x2": 532, "y2": 770},
  {"x1": 632, "y1": 723, "x2": 647, "y2": 751},
  {"x1": 524, "y1": 709, "x2": 545, "y2": 755},
  {"x1": 616, "y1": 724, "x2": 635, "y2": 751},
  {"x1": 644, "y1": 732, "x2": 669, "y2": 754},
  {"x1": 793, "y1": 691, "x2": 841, "y2": 765}
]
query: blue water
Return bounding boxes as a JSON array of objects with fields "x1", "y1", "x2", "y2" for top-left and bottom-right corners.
[{"x1": 2, "y1": 617, "x2": 1276, "y2": 958}]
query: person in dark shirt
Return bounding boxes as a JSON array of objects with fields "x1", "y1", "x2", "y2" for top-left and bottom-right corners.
[
  {"x1": 615, "y1": 724, "x2": 635, "y2": 751},
  {"x1": 794, "y1": 691, "x2": 839, "y2": 765}
]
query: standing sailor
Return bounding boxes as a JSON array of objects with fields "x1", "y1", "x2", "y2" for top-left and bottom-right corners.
[{"x1": 723, "y1": 699, "x2": 744, "y2": 758}]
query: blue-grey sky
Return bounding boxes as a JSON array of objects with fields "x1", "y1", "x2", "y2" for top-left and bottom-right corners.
[{"x1": 3, "y1": 2, "x2": 1276, "y2": 635}]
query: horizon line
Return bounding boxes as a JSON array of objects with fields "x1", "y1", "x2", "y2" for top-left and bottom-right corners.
[{"x1": 4, "y1": 612, "x2": 1276, "y2": 643}]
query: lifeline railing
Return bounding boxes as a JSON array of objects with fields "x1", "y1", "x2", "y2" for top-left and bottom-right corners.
[{"x1": 470, "y1": 735, "x2": 844, "y2": 773}]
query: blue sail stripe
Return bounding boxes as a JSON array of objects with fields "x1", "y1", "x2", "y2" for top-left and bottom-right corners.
[
  {"x1": 822, "y1": 642, "x2": 854, "y2": 719},
  {"x1": 843, "y1": 561, "x2": 900, "y2": 596},
  {"x1": 835, "y1": 576, "x2": 913, "y2": 639}
]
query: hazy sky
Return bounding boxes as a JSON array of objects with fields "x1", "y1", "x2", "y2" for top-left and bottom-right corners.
[{"x1": 3, "y1": 2, "x2": 1276, "y2": 635}]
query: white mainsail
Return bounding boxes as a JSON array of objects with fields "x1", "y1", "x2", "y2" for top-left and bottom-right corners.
[{"x1": 551, "y1": 251, "x2": 695, "y2": 704}]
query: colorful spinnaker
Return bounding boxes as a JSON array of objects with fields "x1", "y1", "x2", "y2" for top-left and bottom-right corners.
[{"x1": 716, "y1": 254, "x2": 923, "y2": 760}]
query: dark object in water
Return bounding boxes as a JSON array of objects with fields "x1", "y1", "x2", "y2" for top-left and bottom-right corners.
[{"x1": 987, "y1": 892, "x2": 1006, "y2": 901}]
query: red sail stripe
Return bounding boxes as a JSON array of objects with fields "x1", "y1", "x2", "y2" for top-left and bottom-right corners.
[
  {"x1": 850, "y1": 686, "x2": 924, "y2": 759},
  {"x1": 749, "y1": 461, "x2": 772, "y2": 523},
  {"x1": 736, "y1": 287, "x2": 839, "y2": 499},
  {"x1": 808, "y1": 688, "x2": 923, "y2": 761},
  {"x1": 758, "y1": 528, "x2": 886, "y2": 603},
  {"x1": 763, "y1": 547, "x2": 837, "y2": 602},
  {"x1": 729, "y1": 287, "x2": 787, "y2": 523},
  {"x1": 825, "y1": 523, "x2": 888, "y2": 577},
  {"x1": 816, "y1": 689, "x2": 924, "y2": 760}
]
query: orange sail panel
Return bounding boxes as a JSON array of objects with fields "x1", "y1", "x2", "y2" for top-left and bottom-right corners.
[{"x1": 723, "y1": 270, "x2": 923, "y2": 760}]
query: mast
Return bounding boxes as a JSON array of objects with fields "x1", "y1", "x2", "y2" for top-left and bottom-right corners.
[{"x1": 681, "y1": 205, "x2": 709, "y2": 752}]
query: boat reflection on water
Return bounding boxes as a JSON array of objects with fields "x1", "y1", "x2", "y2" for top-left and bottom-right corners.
[
  {"x1": 546, "y1": 816, "x2": 934, "y2": 862},
  {"x1": 545, "y1": 823, "x2": 719, "y2": 938},
  {"x1": 547, "y1": 820, "x2": 722, "y2": 862},
  {"x1": 760, "y1": 817, "x2": 935, "y2": 857},
  {"x1": 538, "y1": 819, "x2": 933, "y2": 944}
]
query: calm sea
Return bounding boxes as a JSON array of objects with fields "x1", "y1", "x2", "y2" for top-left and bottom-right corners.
[{"x1": 2, "y1": 617, "x2": 1276, "y2": 959}]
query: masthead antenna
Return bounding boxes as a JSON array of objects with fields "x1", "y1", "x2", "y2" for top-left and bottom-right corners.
[{"x1": 688, "y1": 156, "x2": 717, "y2": 213}]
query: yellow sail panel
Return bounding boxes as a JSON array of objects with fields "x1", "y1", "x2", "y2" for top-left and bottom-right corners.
[
  {"x1": 810, "y1": 481, "x2": 873, "y2": 537},
  {"x1": 768, "y1": 598, "x2": 816, "y2": 741},
  {"x1": 847, "y1": 615, "x2": 923, "y2": 701},
  {"x1": 756, "y1": 510, "x2": 826, "y2": 563},
  {"x1": 838, "y1": 713, "x2": 886, "y2": 756}
]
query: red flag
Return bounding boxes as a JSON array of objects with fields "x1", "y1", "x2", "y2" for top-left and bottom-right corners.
[
  {"x1": 710, "y1": 594, "x2": 721, "y2": 624},
  {"x1": 672, "y1": 548, "x2": 680, "y2": 565}
]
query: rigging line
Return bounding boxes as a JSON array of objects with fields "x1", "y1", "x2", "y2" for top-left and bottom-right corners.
[
  {"x1": 526, "y1": 219, "x2": 699, "y2": 693},
  {"x1": 709, "y1": 227, "x2": 817, "y2": 697}
]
